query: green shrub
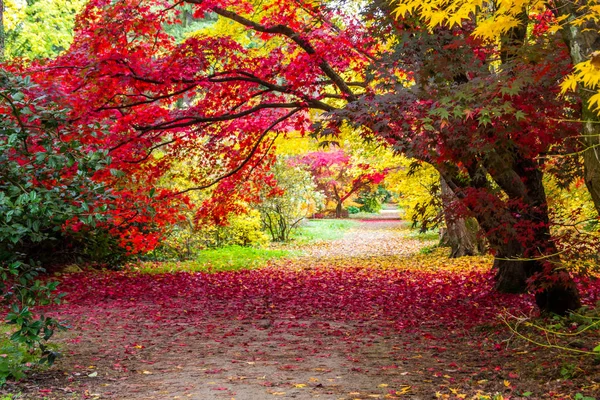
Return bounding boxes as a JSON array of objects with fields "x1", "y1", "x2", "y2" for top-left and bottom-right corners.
[
  {"x1": 0, "y1": 324, "x2": 38, "y2": 385},
  {"x1": 347, "y1": 206, "x2": 360, "y2": 214},
  {"x1": 356, "y1": 186, "x2": 389, "y2": 213},
  {"x1": 0, "y1": 70, "x2": 109, "y2": 383},
  {"x1": 359, "y1": 197, "x2": 382, "y2": 213},
  {"x1": 149, "y1": 209, "x2": 269, "y2": 261}
]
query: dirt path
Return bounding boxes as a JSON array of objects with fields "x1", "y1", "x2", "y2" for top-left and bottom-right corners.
[{"x1": 5, "y1": 215, "x2": 600, "y2": 399}]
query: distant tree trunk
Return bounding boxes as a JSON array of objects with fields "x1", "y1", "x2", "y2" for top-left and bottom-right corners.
[
  {"x1": 439, "y1": 177, "x2": 484, "y2": 258},
  {"x1": 335, "y1": 200, "x2": 343, "y2": 218},
  {"x1": 554, "y1": 0, "x2": 600, "y2": 216}
]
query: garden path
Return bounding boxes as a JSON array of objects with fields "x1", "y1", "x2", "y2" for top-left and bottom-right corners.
[{"x1": 5, "y1": 212, "x2": 600, "y2": 399}]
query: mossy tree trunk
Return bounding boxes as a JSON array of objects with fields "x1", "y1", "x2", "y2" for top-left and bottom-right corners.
[
  {"x1": 0, "y1": 0, "x2": 5, "y2": 60},
  {"x1": 439, "y1": 177, "x2": 485, "y2": 258},
  {"x1": 554, "y1": 0, "x2": 600, "y2": 216}
]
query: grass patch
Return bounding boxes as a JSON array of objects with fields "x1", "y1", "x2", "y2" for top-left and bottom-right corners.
[
  {"x1": 348, "y1": 211, "x2": 383, "y2": 220},
  {"x1": 405, "y1": 228, "x2": 440, "y2": 241},
  {"x1": 292, "y1": 219, "x2": 359, "y2": 243},
  {"x1": 136, "y1": 245, "x2": 292, "y2": 273},
  {"x1": 418, "y1": 244, "x2": 438, "y2": 255}
]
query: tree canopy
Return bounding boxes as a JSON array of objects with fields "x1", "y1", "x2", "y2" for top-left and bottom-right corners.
[{"x1": 2, "y1": 0, "x2": 600, "y2": 318}]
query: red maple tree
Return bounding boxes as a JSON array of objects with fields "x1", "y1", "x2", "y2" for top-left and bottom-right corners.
[{"x1": 12, "y1": 0, "x2": 589, "y2": 313}]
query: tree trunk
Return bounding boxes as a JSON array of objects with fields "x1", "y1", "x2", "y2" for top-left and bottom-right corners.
[
  {"x1": 441, "y1": 154, "x2": 581, "y2": 315},
  {"x1": 335, "y1": 200, "x2": 342, "y2": 218},
  {"x1": 493, "y1": 236, "x2": 581, "y2": 315},
  {"x1": 439, "y1": 177, "x2": 484, "y2": 257},
  {"x1": 554, "y1": 0, "x2": 600, "y2": 216},
  {"x1": 0, "y1": 0, "x2": 5, "y2": 60},
  {"x1": 484, "y1": 154, "x2": 581, "y2": 314}
]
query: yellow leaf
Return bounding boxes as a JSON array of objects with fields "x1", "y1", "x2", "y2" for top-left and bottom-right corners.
[
  {"x1": 396, "y1": 385, "x2": 411, "y2": 394},
  {"x1": 560, "y1": 74, "x2": 578, "y2": 94},
  {"x1": 588, "y1": 91, "x2": 600, "y2": 111},
  {"x1": 378, "y1": 384, "x2": 389, "y2": 388},
  {"x1": 293, "y1": 384, "x2": 307, "y2": 388},
  {"x1": 504, "y1": 379, "x2": 511, "y2": 387}
]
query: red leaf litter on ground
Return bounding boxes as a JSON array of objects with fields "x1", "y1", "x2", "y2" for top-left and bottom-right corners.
[{"x1": 6, "y1": 219, "x2": 600, "y2": 399}]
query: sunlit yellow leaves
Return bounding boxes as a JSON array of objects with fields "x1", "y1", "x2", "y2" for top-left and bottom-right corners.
[
  {"x1": 561, "y1": 60, "x2": 600, "y2": 110},
  {"x1": 393, "y1": 0, "x2": 600, "y2": 116},
  {"x1": 573, "y1": 61, "x2": 600, "y2": 88},
  {"x1": 587, "y1": 92, "x2": 600, "y2": 111},
  {"x1": 472, "y1": 14, "x2": 521, "y2": 39},
  {"x1": 4, "y1": 0, "x2": 26, "y2": 31},
  {"x1": 393, "y1": 0, "x2": 537, "y2": 38},
  {"x1": 560, "y1": 75, "x2": 579, "y2": 95}
]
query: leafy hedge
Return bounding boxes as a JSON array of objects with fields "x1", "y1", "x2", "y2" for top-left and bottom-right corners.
[{"x1": 0, "y1": 70, "x2": 113, "y2": 383}]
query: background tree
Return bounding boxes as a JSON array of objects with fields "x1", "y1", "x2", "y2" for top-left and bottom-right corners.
[
  {"x1": 256, "y1": 159, "x2": 324, "y2": 242},
  {"x1": 292, "y1": 150, "x2": 386, "y2": 218},
  {"x1": 3, "y1": 0, "x2": 85, "y2": 59}
]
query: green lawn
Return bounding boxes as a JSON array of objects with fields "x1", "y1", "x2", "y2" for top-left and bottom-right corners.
[
  {"x1": 136, "y1": 245, "x2": 293, "y2": 273},
  {"x1": 292, "y1": 219, "x2": 359, "y2": 243},
  {"x1": 136, "y1": 218, "x2": 358, "y2": 274}
]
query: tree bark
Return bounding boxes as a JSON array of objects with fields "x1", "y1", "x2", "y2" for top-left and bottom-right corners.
[
  {"x1": 554, "y1": 0, "x2": 600, "y2": 216},
  {"x1": 441, "y1": 153, "x2": 581, "y2": 315},
  {"x1": 0, "y1": 0, "x2": 5, "y2": 60},
  {"x1": 335, "y1": 200, "x2": 342, "y2": 218},
  {"x1": 484, "y1": 152, "x2": 581, "y2": 314},
  {"x1": 439, "y1": 177, "x2": 484, "y2": 257}
]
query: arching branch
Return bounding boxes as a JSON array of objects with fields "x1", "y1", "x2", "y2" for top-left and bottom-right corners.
[
  {"x1": 185, "y1": 0, "x2": 358, "y2": 101},
  {"x1": 172, "y1": 108, "x2": 302, "y2": 195}
]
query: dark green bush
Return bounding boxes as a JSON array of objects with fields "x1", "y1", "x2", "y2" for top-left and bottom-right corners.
[{"x1": 0, "y1": 70, "x2": 113, "y2": 383}]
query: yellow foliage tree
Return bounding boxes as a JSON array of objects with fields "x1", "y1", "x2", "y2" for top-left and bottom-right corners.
[{"x1": 3, "y1": 0, "x2": 86, "y2": 59}]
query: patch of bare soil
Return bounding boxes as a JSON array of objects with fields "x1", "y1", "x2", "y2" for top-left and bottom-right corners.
[{"x1": 3, "y1": 218, "x2": 599, "y2": 399}]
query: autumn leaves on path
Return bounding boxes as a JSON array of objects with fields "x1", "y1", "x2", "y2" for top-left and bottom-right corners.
[{"x1": 25, "y1": 219, "x2": 600, "y2": 399}]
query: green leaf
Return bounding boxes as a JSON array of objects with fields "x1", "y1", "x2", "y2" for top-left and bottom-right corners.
[{"x1": 12, "y1": 92, "x2": 25, "y2": 102}]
